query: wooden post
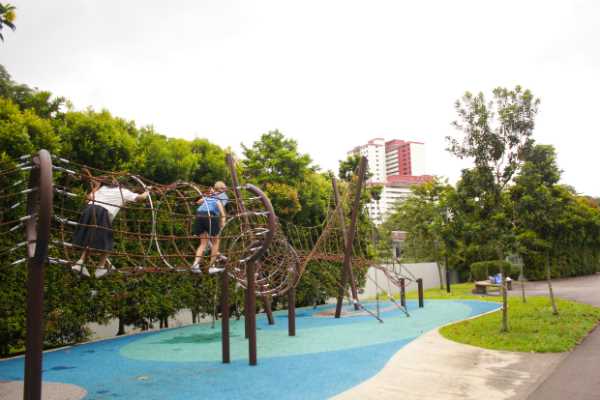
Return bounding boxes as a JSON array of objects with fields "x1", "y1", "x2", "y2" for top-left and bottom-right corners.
[
  {"x1": 226, "y1": 153, "x2": 257, "y2": 365},
  {"x1": 331, "y1": 176, "x2": 360, "y2": 310},
  {"x1": 263, "y1": 295, "x2": 275, "y2": 325},
  {"x1": 334, "y1": 157, "x2": 367, "y2": 317},
  {"x1": 445, "y1": 254, "x2": 451, "y2": 293},
  {"x1": 246, "y1": 261, "x2": 257, "y2": 365},
  {"x1": 221, "y1": 269, "x2": 230, "y2": 364},
  {"x1": 24, "y1": 150, "x2": 53, "y2": 400},
  {"x1": 417, "y1": 278, "x2": 424, "y2": 308},
  {"x1": 288, "y1": 288, "x2": 296, "y2": 337},
  {"x1": 244, "y1": 287, "x2": 250, "y2": 339},
  {"x1": 400, "y1": 278, "x2": 406, "y2": 308}
]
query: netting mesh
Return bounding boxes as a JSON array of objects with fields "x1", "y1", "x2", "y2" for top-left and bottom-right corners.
[
  {"x1": 0, "y1": 154, "x2": 293, "y2": 293},
  {"x1": 1, "y1": 152, "x2": 416, "y2": 307}
]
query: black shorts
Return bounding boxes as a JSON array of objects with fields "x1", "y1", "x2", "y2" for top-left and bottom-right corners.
[
  {"x1": 72, "y1": 204, "x2": 114, "y2": 251},
  {"x1": 193, "y1": 213, "x2": 221, "y2": 236}
]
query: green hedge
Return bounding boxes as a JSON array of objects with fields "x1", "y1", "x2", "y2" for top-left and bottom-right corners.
[
  {"x1": 470, "y1": 260, "x2": 519, "y2": 281},
  {"x1": 522, "y1": 251, "x2": 599, "y2": 281}
]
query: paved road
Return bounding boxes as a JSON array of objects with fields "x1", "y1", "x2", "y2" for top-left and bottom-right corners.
[
  {"x1": 522, "y1": 273, "x2": 600, "y2": 400},
  {"x1": 514, "y1": 273, "x2": 600, "y2": 307}
]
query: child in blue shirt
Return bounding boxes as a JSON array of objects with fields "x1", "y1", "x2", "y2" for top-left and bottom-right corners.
[{"x1": 191, "y1": 181, "x2": 229, "y2": 273}]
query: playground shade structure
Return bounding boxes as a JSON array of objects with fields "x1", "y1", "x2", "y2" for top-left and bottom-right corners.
[{"x1": 0, "y1": 300, "x2": 499, "y2": 400}]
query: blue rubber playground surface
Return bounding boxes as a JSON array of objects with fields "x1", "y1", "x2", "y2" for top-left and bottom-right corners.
[{"x1": 0, "y1": 300, "x2": 499, "y2": 400}]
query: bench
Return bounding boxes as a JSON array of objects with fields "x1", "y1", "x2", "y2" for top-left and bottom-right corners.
[{"x1": 473, "y1": 279, "x2": 512, "y2": 295}]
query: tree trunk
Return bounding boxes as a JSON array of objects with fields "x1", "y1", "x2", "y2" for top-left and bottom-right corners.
[
  {"x1": 444, "y1": 253, "x2": 451, "y2": 293},
  {"x1": 501, "y1": 276, "x2": 509, "y2": 332},
  {"x1": 434, "y1": 241, "x2": 444, "y2": 290},
  {"x1": 520, "y1": 272, "x2": 527, "y2": 303},
  {"x1": 498, "y1": 248, "x2": 508, "y2": 333},
  {"x1": 117, "y1": 317, "x2": 125, "y2": 336},
  {"x1": 192, "y1": 311, "x2": 197, "y2": 324},
  {"x1": 546, "y1": 254, "x2": 559, "y2": 315}
]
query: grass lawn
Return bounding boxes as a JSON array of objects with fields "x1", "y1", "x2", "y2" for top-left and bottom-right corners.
[{"x1": 402, "y1": 283, "x2": 600, "y2": 352}]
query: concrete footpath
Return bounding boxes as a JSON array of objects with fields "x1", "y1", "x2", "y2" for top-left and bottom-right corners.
[
  {"x1": 521, "y1": 274, "x2": 600, "y2": 400},
  {"x1": 332, "y1": 329, "x2": 564, "y2": 400}
]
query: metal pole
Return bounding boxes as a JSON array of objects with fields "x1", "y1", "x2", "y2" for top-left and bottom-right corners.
[
  {"x1": 288, "y1": 287, "x2": 296, "y2": 336},
  {"x1": 417, "y1": 278, "x2": 424, "y2": 308},
  {"x1": 24, "y1": 150, "x2": 53, "y2": 400},
  {"x1": 221, "y1": 268, "x2": 230, "y2": 364},
  {"x1": 400, "y1": 278, "x2": 406, "y2": 308},
  {"x1": 335, "y1": 157, "x2": 367, "y2": 317}
]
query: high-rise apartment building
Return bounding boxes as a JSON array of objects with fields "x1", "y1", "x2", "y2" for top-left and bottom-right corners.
[
  {"x1": 349, "y1": 138, "x2": 387, "y2": 182},
  {"x1": 349, "y1": 138, "x2": 427, "y2": 183},
  {"x1": 348, "y1": 138, "x2": 432, "y2": 224},
  {"x1": 385, "y1": 140, "x2": 426, "y2": 177}
]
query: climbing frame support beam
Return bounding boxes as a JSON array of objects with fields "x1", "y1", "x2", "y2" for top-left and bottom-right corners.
[
  {"x1": 417, "y1": 278, "x2": 424, "y2": 308},
  {"x1": 331, "y1": 176, "x2": 360, "y2": 311},
  {"x1": 335, "y1": 156, "x2": 368, "y2": 318},
  {"x1": 400, "y1": 278, "x2": 406, "y2": 308},
  {"x1": 226, "y1": 153, "x2": 258, "y2": 366},
  {"x1": 288, "y1": 288, "x2": 296, "y2": 336},
  {"x1": 221, "y1": 269, "x2": 230, "y2": 364},
  {"x1": 24, "y1": 150, "x2": 53, "y2": 400}
]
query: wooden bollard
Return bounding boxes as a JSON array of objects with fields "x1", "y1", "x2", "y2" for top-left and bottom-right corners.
[
  {"x1": 417, "y1": 278, "x2": 424, "y2": 308},
  {"x1": 400, "y1": 278, "x2": 406, "y2": 307},
  {"x1": 288, "y1": 288, "x2": 296, "y2": 337},
  {"x1": 220, "y1": 270, "x2": 230, "y2": 363}
]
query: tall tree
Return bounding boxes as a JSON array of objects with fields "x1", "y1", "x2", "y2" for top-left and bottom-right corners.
[
  {"x1": 241, "y1": 130, "x2": 317, "y2": 221},
  {"x1": 447, "y1": 86, "x2": 540, "y2": 332},
  {"x1": 511, "y1": 145, "x2": 563, "y2": 313},
  {"x1": 383, "y1": 178, "x2": 456, "y2": 289},
  {"x1": 0, "y1": 3, "x2": 15, "y2": 42}
]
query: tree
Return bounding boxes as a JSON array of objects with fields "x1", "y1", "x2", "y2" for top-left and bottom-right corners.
[
  {"x1": 511, "y1": 145, "x2": 563, "y2": 313},
  {"x1": 338, "y1": 154, "x2": 362, "y2": 182},
  {"x1": 242, "y1": 130, "x2": 315, "y2": 185},
  {"x1": 0, "y1": 97, "x2": 62, "y2": 157},
  {"x1": 241, "y1": 130, "x2": 317, "y2": 221},
  {"x1": 0, "y1": 3, "x2": 15, "y2": 42},
  {"x1": 0, "y1": 65, "x2": 65, "y2": 119},
  {"x1": 0, "y1": 65, "x2": 250, "y2": 354},
  {"x1": 60, "y1": 109, "x2": 138, "y2": 171},
  {"x1": 447, "y1": 86, "x2": 540, "y2": 332},
  {"x1": 382, "y1": 178, "x2": 456, "y2": 289}
]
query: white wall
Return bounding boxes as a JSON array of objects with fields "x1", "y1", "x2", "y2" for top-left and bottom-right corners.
[{"x1": 360, "y1": 262, "x2": 443, "y2": 298}]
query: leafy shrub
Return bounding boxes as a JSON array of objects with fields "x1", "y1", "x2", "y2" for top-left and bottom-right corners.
[{"x1": 470, "y1": 260, "x2": 518, "y2": 281}]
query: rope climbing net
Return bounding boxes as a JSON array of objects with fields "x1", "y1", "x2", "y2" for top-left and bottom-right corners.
[
  {"x1": 0, "y1": 151, "x2": 306, "y2": 296},
  {"x1": 0, "y1": 151, "x2": 416, "y2": 309},
  {"x1": 254, "y1": 159, "x2": 416, "y2": 319}
]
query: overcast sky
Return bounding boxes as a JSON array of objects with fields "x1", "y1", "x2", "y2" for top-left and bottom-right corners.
[{"x1": 2, "y1": 1, "x2": 599, "y2": 194}]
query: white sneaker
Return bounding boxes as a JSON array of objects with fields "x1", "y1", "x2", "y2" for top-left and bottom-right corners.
[
  {"x1": 208, "y1": 267, "x2": 225, "y2": 274},
  {"x1": 95, "y1": 268, "x2": 109, "y2": 278},
  {"x1": 190, "y1": 263, "x2": 202, "y2": 274},
  {"x1": 72, "y1": 264, "x2": 90, "y2": 278}
]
